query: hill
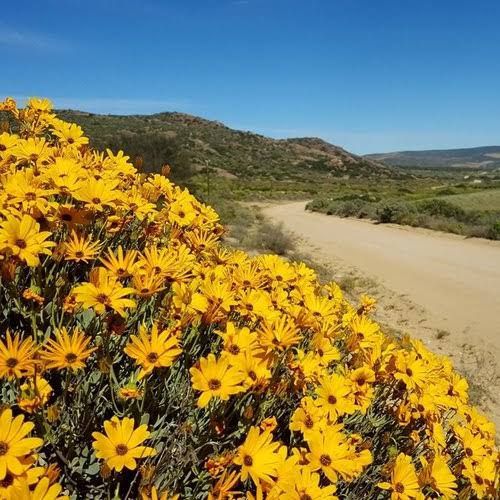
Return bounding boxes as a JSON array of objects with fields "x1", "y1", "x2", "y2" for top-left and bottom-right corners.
[
  {"x1": 366, "y1": 146, "x2": 500, "y2": 169},
  {"x1": 56, "y1": 110, "x2": 393, "y2": 181}
]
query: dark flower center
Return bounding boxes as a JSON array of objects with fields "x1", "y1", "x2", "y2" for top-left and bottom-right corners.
[
  {"x1": 395, "y1": 483, "x2": 405, "y2": 493},
  {"x1": 15, "y1": 239, "x2": 27, "y2": 249},
  {"x1": 228, "y1": 344, "x2": 240, "y2": 355},
  {"x1": 243, "y1": 455, "x2": 253, "y2": 466},
  {"x1": 147, "y1": 352, "x2": 159, "y2": 363},
  {"x1": 75, "y1": 251, "x2": 84, "y2": 258},
  {"x1": 65, "y1": 353, "x2": 78, "y2": 364},
  {"x1": 406, "y1": 368, "x2": 413, "y2": 377},
  {"x1": 92, "y1": 197, "x2": 101, "y2": 204},
  {"x1": 6, "y1": 358, "x2": 18, "y2": 368},
  {"x1": 0, "y1": 442, "x2": 9, "y2": 456},
  {"x1": 320, "y1": 454, "x2": 331, "y2": 466},
  {"x1": 0, "y1": 473, "x2": 13, "y2": 488},
  {"x1": 328, "y1": 395, "x2": 337, "y2": 405},
  {"x1": 304, "y1": 415, "x2": 314, "y2": 428},
  {"x1": 300, "y1": 495, "x2": 312, "y2": 500},
  {"x1": 115, "y1": 444, "x2": 128, "y2": 456},
  {"x1": 208, "y1": 379, "x2": 221, "y2": 390},
  {"x1": 96, "y1": 293, "x2": 110, "y2": 305}
]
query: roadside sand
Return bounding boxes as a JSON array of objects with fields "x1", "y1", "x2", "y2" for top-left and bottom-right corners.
[{"x1": 262, "y1": 201, "x2": 500, "y2": 427}]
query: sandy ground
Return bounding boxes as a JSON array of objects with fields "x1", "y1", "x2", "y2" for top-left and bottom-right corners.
[{"x1": 262, "y1": 201, "x2": 500, "y2": 427}]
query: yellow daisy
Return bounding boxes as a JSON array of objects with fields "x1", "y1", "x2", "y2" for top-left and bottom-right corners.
[
  {"x1": 92, "y1": 416, "x2": 156, "y2": 472},
  {"x1": 124, "y1": 323, "x2": 182, "y2": 379},
  {"x1": 233, "y1": 426, "x2": 285, "y2": 488},
  {"x1": 378, "y1": 453, "x2": 420, "y2": 500},
  {"x1": 0, "y1": 408, "x2": 43, "y2": 480},
  {"x1": 0, "y1": 214, "x2": 54, "y2": 267},
  {"x1": 9, "y1": 476, "x2": 68, "y2": 500},
  {"x1": 63, "y1": 231, "x2": 102, "y2": 263},
  {"x1": 73, "y1": 268, "x2": 136, "y2": 317},
  {"x1": 189, "y1": 354, "x2": 245, "y2": 408},
  {"x1": 100, "y1": 246, "x2": 139, "y2": 279},
  {"x1": 40, "y1": 327, "x2": 96, "y2": 371},
  {"x1": 0, "y1": 331, "x2": 37, "y2": 379}
]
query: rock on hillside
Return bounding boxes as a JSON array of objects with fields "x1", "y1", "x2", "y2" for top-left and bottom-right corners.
[{"x1": 284, "y1": 137, "x2": 383, "y2": 171}]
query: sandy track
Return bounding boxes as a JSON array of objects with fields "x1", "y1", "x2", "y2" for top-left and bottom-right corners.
[{"x1": 263, "y1": 201, "x2": 500, "y2": 424}]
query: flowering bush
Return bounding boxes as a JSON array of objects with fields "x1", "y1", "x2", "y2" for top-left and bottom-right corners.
[{"x1": 0, "y1": 97, "x2": 498, "y2": 499}]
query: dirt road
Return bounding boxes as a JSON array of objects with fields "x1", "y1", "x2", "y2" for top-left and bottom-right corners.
[{"x1": 263, "y1": 201, "x2": 500, "y2": 424}]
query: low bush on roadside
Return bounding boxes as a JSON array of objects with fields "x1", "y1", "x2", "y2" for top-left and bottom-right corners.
[
  {"x1": 376, "y1": 202, "x2": 416, "y2": 224},
  {"x1": 487, "y1": 221, "x2": 500, "y2": 240},
  {"x1": 242, "y1": 220, "x2": 295, "y2": 255},
  {"x1": 308, "y1": 195, "x2": 500, "y2": 240},
  {"x1": 415, "y1": 199, "x2": 479, "y2": 225},
  {"x1": 306, "y1": 199, "x2": 376, "y2": 219}
]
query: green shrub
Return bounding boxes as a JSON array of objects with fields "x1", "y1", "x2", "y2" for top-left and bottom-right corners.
[
  {"x1": 416, "y1": 199, "x2": 478, "y2": 224},
  {"x1": 435, "y1": 187, "x2": 459, "y2": 196},
  {"x1": 487, "y1": 221, "x2": 500, "y2": 240},
  {"x1": 376, "y1": 202, "x2": 415, "y2": 224},
  {"x1": 244, "y1": 221, "x2": 295, "y2": 255},
  {"x1": 335, "y1": 199, "x2": 371, "y2": 218}
]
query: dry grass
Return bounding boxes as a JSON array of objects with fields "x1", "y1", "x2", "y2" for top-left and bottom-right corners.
[{"x1": 440, "y1": 188, "x2": 500, "y2": 211}]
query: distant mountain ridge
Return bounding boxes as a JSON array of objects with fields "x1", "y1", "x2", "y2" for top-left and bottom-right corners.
[
  {"x1": 56, "y1": 109, "x2": 394, "y2": 180},
  {"x1": 366, "y1": 146, "x2": 500, "y2": 169}
]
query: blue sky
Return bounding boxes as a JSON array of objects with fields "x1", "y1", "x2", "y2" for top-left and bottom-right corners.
[{"x1": 1, "y1": 0, "x2": 500, "y2": 154}]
